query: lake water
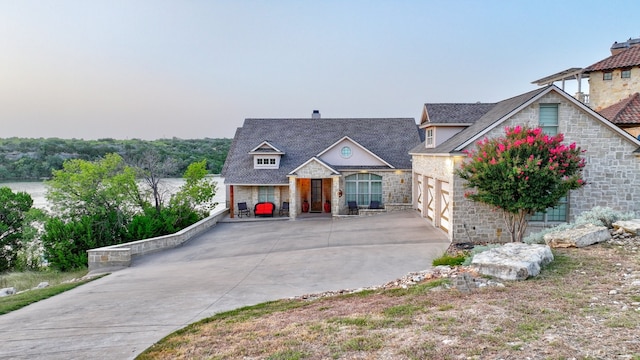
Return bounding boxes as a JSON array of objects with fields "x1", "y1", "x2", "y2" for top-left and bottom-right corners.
[{"x1": 1, "y1": 176, "x2": 226, "y2": 212}]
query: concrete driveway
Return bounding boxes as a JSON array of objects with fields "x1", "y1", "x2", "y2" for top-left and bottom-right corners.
[{"x1": 0, "y1": 211, "x2": 449, "y2": 360}]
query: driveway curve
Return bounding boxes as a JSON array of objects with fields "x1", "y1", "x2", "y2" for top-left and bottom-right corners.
[{"x1": 0, "y1": 211, "x2": 449, "y2": 360}]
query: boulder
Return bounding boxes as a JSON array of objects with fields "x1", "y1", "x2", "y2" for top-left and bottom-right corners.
[
  {"x1": 471, "y1": 243, "x2": 553, "y2": 281},
  {"x1": 612, "y1": 219, "x2": 640, "y2": 235},
  {"x1": 0, "y1": 287, "x2": 16, "y2": 297},
  {"x1": 544, "y1": 223, "x2": 610, "y2": 248}
]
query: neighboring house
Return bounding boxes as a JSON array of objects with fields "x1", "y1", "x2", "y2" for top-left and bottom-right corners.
[
  {"x1": 598, "y1": 92, "x2": 640, "y2": 138},
  {"x1": 410, "y1": 85, "x2": 640, "y2": 243},
  {"x1": 222, "y1": 112, "x2": 421, "y2": 219},
  {"x1": 532, "y1": 37, "x2": 640, "y2": 137}
]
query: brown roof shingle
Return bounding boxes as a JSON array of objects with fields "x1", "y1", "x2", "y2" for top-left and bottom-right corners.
[
  {"x1": 598, "y1": 93, "x2": 640, "y2": 125},
  {"x1": 584, "y1": 46, "x2": 640, "y2": 72}
]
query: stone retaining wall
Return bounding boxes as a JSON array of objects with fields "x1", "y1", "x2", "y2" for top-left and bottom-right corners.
[
  {"x1": 87, "y1": 208, "x2": 229, "y2": 272},
  {"x1": 358, "y1": 204, "x2": 413, "y2": 216}
]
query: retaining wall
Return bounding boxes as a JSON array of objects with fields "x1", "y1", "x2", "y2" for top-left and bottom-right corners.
[{"x1": 87, "y1": 208, "x2": 229, "y2": 272}]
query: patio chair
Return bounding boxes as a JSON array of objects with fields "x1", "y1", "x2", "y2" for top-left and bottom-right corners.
[
  {"x1": 279, "y1": 201, "x2": 290, "y2": 216},
  {"x1": 237, "y1": 202, "x2": 250, "y2": 218},
  {"x1": 369, "y1": 200, "x2": 381, "y2": 209},
  {"x1": 348, "y1": 201, "x2": 359, "y2": 215}
]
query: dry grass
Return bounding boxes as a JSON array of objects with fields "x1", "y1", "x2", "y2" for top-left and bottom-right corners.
[{"x1": 138, "y1": 241, "x2": 640, "y2": 360}]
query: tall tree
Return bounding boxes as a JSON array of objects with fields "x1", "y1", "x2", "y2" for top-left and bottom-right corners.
[
  {"x1": 128, "y1": 148, "x2": 178, "y2": 213},
  {"x1": 46, "y1": 153, "x2": 142, "y2": 221},
  {"x1": 0, "y1": 187, "x2": 33, "y2": 271},
  {"x1": 456, "y1": 126, "x2": 586, "y2": 242}
]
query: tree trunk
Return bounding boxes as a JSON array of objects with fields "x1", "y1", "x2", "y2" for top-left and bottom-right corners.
[{"x1": 502, "y1": 209, "x2": 529, "y2": 242}]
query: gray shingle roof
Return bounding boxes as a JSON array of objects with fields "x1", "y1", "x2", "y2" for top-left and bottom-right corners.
[
  {"x1": 422, "y1": 103, "x2": 496, "y2": 125},
  {"x1": 223, "y1": 118, "x2": 420, "y2": 185},
  {"x1": 411, "y1": 87, "x2": 549, "y2": 155}
]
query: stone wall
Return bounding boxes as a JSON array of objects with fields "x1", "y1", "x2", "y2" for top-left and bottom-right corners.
[
  {"x1": 87, "y1": 207, "x2": 229, "y2": 272},
  {"x1": 589, "y1": 67, "x2": 640, "y2": 111},
  {"x1": 337, "y1": 170, "x2": 412, "y2": 214},
  {"x1": 231, "y1": 185, "x2": 289, "y2": 214}
]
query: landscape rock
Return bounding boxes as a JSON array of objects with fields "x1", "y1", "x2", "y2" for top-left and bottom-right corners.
[
  {"x1": 613, "y1": 219, "x2": 640, "y2": 235},
  {"x1": 36, "y1": 282, "x2": 49, "y2": 289},
  {"x1": 0, "y1": 287, "x2": 16, "y2": 297},
  {"x1": 471, "y1": 243, "x2": 553, "y2": 281},
  {"x1": 544, "y1": 223, "x2": 611, "y2": 248}
]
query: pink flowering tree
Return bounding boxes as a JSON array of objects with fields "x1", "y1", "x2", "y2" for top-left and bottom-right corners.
[{"x1": 456, "y1": 125, "x2": 586, "y2": 242}]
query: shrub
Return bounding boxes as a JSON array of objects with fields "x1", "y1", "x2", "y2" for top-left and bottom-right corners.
[{"x1": 432, "y1": 253, "x2": 466, "y2": 266}]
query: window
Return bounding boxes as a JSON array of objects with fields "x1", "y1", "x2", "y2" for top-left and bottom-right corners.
[
  {"x1": 254, "y1": 156, "x2": 279, "y2": 169},
  {"x1": 603, "y1": 72, "x2": 613, "y2": 80},
  {"x1": 621, "y1": 69, "x2": 631, "y2": 78},
  {"x1": 426, "y1": 128, "x2": 434, "y2": 147},
  {"x1": 258, "y1": 186, "x2": 275, "y2": 202},
  {"x1": 345, "y1": 173, "x2": 382, "y2": 206},
  {"x1": 340, "y1": 146, "x2": 352, "y2": 158},
  {"x1": 530, "y1": 196, "x2": 568, "y2": 223},
  {"x1": 539, "y1": 104, "x2": 558, "y2": 136}
]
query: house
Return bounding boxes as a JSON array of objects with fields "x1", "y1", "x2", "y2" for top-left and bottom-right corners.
[
  {"x1": 222, "y1": 112, "x2": 422, "y2": 219},
  {"x1": 410, "y1": 85, "x2": 640, "y2": 243},
  {"x1": 532, "y1": 37, "x2": 640, "y2": 137}
]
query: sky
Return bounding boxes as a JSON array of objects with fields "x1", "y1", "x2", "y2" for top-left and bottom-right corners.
[{"x1": 1, "y1": 0, "x2": 639, "y2": 140}]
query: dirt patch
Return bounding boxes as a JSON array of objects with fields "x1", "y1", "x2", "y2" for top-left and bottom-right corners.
[{"x1": 139, "y1": 238, "x2": 640, "y2": 360}]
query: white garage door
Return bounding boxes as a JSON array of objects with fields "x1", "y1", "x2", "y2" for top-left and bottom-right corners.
[
  {"x1": 438, "y1": 180, "x2": 451, "y2": 233},
  {"x1": 426, "y1": 177, "x2": 435, "y2": 221},
  {"x1": 416, "y1": 176, "x2": 423, "y2": 213}
]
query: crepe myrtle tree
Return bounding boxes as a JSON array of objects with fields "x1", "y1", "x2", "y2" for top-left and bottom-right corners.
[{"x1": 456, "y1": 126, "x2": 586, "y2": 242}]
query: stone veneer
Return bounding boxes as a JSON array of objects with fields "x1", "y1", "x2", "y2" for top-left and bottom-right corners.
[
  {"x1": 589, "y1": 67, "x2": 640, "y2": 111},
  {"x1": 414, "y1": 91, "x2": 640, "y2": 243},
  {"x1": 337, "y1": 170, "x2": 412, "y2": 214}
]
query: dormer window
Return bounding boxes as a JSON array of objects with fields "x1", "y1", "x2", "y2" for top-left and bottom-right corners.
[
  {"x1": 249, "y1": 141, "x2": 284, "y2": 169},
  {"x1": 254, "y1": 156, "x2": 279, "y2": 169}
]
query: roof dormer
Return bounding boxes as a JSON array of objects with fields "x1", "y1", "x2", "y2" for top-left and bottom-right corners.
[{"x1": 249, "y1": 141, "x2": 284, "y2": 169}]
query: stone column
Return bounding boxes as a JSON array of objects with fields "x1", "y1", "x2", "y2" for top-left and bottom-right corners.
[
  {"x1": 288, "y1": 175, "x2": 297, "y2": 220},
  {"x1": 331, "y1": 175, "x2": 341, "y2": 215}
]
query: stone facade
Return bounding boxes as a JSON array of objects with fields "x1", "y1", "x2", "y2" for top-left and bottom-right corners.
[
  {"x1": 589, "y1": 68, "x2": 640, "y2": 111},
  {"x1": 414, "y1": 90, "x2": 640, "y2": 243},
  {"x1": 337, "y1": 170, "x2": 412, "y2": 214}
]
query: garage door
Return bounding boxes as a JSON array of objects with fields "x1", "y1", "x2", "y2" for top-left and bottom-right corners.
[
  {"x1": 416, "y1": 176, "x2": 423, "y2": 213},
  {"x1": 426, "y1": 177, "x2": 435, "y2": 221},
  {"x1": 438, "y1": 180, "x2": 451, "y2": 233}
]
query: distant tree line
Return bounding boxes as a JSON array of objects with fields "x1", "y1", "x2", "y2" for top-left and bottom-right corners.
[{"x1": 0, "y1": 137, "x2": 231, "y2": 181}]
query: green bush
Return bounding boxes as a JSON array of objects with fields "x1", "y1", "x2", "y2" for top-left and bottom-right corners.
[{"x1": 432, "y1": 253, "x2": 466, "y2": 266}]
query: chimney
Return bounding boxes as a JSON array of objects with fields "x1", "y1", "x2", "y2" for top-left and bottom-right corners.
[{"x1": 312, "y1": 110, "x2": 321, "y2": 119}]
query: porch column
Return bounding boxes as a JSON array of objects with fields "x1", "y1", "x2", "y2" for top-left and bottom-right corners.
[
  {"x1": 288, "y1": 175, "x2": 297, "y2": 220},
  {"x1": 331, "y1": 175, "x2": 340, "y2": 215}
]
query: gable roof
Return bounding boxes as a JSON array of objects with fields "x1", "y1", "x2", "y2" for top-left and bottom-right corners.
[
  {"x1": 421, "y1": 103, "x2": 495, "y2": 125},
  {"x1": 316, "y1": 136, "x2": 394, "y2": 168},
  {"x1": 249, "y1": 141, "x2": 285, "y2": 154},
  {"x1": 599, "y1": 93, "x2": 640, "y2": 125},
  {"x1": 584, "y1": 46, "x2": 640, "y2": 73},
  {"x1": 410, "y1": 85, "x2": 640, "y2": 156},
  {"x1": 223, "y1": 118, "x2": 421, "y2": 185},
  {"x1": 288, "y1": 157, "x2": 340, "y2": 176},
  {"x1": 411, "y1": 87, "x2": 547, "y2": 155}
]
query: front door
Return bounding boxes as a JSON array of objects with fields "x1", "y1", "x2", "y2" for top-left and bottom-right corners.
[{"x1": 310, "y1": 179, "x2": 323, "y2": 212}]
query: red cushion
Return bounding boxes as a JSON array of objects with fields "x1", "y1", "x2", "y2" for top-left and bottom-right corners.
[{"x1": 255, "y1": 203, "x2": 273, "y2": 214}]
